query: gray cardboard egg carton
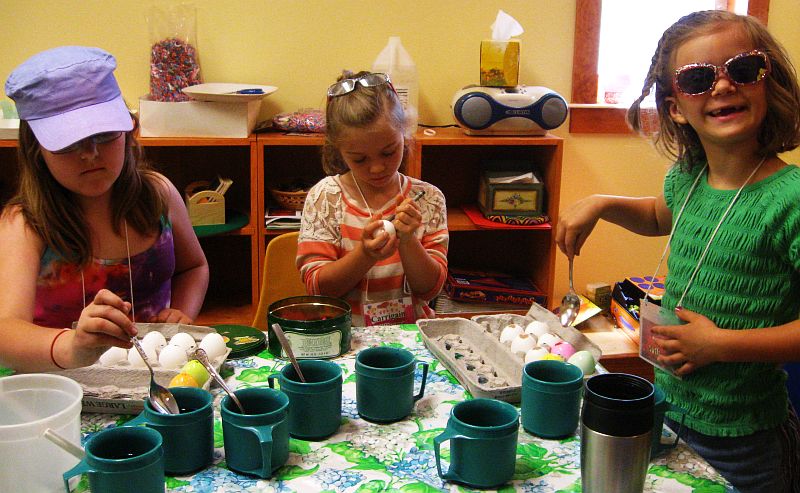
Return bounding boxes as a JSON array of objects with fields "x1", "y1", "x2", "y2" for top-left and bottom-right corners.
[
  {"x1": 55, "y1": 323, "x2": 227, "y2": 414},
  {"x1": 417, "y1": 304, "x2": 602, "y2": 403}
]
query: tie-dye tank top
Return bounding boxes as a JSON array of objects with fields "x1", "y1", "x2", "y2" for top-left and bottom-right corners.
[{"x1": 34, "y1": 217, "x2": 175, "y2": 328}]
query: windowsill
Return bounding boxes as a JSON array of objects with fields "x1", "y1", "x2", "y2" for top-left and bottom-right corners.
[{"x1": 568, "y1": 105, "x2": 633, "y2": 134}]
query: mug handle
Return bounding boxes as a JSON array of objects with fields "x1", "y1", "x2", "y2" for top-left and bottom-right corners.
[
  {"x1": 267, "y1": 373, "x2": 279, "y2": 389},
  {"x1": 63, "y1": 460, "x2": 94, "y2": 493},
  {"x1": 413, "y1": 362, "x2": 429, "y2": 402},
  {"x1": 243, "y1": 425, "x2": 274, "y2": 478},
  {"x1": 434, "y1": 428, "x2": 468, "y2": 483},
  {"x1": 665, "y1": 403, "x2": 688, "y2": 448}
]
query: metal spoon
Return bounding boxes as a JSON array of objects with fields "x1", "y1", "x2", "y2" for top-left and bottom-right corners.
[
  {"x1": 559, "y1": 257, "x2": 582, "y2": 327},
  {"x1": 271, "y1": 323, "x2": 306, "y2": 383},
  {"x1": 131, "y1": 336, "x2": 179, "y2": 415},
  {"x1": 193, "y1": 348, "x2": 246, "y2": 414}
]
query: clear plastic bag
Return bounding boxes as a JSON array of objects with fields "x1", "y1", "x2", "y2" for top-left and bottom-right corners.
[
  {"x1": 147, "y1": 3, "x2": 202, "y2": 102},
  {"x1": 272, "y1": 109, "x2": 326, "y2": 133}
]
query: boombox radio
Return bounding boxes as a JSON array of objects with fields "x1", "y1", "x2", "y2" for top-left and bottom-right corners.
[{"x1": 452, "y1": 85, "x2": 568, "y2": 136}]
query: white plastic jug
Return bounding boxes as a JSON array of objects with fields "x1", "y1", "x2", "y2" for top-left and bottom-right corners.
[
  {"x1": 0, "y1": 373, "x2": 83, "y2": 493},
  {"x1": 372, "y1": 36, "x2": 419, "y2": 131}
]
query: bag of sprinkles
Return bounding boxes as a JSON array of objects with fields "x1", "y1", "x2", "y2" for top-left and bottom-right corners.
[{"x1": 146, "y1": 3, "x2": 203, "y2": 102}]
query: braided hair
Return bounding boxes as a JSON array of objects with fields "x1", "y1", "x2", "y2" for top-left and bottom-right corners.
[{"x1": 626, "y1": 10, "x2": 800, "y2": 172}]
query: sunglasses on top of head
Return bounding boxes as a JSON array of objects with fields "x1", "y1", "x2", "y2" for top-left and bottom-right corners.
[
  {"x1": 326, "y1": 73, "x2": 396, "y2": 100},
  {"x1": 673, "y1": 50, "x2": 771, "y2": 96},
  {"x1": 52, "y1": 131, "x2": 124, "y2": 154}
]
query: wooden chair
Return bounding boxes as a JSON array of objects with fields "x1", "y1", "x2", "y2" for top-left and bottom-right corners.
[{"x1": 251, "y1": 231, "x2": 306, "y2": 330}]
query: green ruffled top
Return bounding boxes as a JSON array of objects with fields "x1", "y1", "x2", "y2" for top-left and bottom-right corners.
[{"x1": 657, "y1": 163, "x2": 800, "y2": 437}]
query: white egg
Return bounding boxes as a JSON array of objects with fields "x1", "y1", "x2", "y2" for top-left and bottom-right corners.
[
  {"x1": 169, "y1": 332, "x2": 197, "y2": 353},
  {"x1": 141, "y1": 331, "x2": 167, "y2": 353},
  {"x1": 139, "y1": 338, "x2": 160, "y2": 356},
  {"x1": 99, "y1": 346, "x2": 128, "y2": 366},
  {"x1": 524, "y1": 347, "x2": 550, "y2": 364},
  {"x1": 158, "y1": 344, "x2": 188, "y2": 369},
  {"x1": 525, "y1": 320, "x2": 550, "y2": 338},
  {"x1": 128, "y1": 344, "x2": 156, "y2": 367},
  {"x1": 509, "y1": 333, "x2": 536, "y2": 356},
  {"x1": 537, "y1": 332, "x2": 562, "y2": 350},
  {"x1": 199, "y1": 332, "x2": 227, "y2": 361},
  {"x1": 373, "y1": 219, "x2": 396, "y2": 239},
  {"x1": 499, "y1": 323, "x2": 524, "y2": 345}
]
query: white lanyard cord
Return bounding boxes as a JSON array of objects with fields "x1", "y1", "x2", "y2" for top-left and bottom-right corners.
[
  {"x1": 351, "y1": 174, "x2": 405, "y2": 301},
  {"x1": 79, "y1": 220, "x2": 136, "y2": 322},
  {"x1": 647, "y1": 157, "x2": 766, "y2": 306}
]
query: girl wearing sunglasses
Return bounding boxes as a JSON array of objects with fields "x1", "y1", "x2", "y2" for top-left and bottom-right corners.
[
  {"x1": 297, "y1": 71, "x2": 448, "y2": 327},
  {"x1": 557, "y1": 11, "x2": 800, "y2": 491},
  {"x1": 0, "y1": 46, "x2": 209, "y2": 372}
]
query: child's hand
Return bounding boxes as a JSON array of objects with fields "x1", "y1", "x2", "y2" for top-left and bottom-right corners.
[
  {"x1": 556, "y1": 196, "x2": 603, "y2": 258},
  {"x1": 151, "y1": 308, "x2": 193, "y2": 324},
  {"x1": 360, "y1": 215, "x2": 398, "y2": 260},
  {"x1": 70, "y1": 289, "x2": 137, "y2": 366},
  {"x1": 652, "y1": 307, "x2": 723, "y2": 376},
  {"x1": 392, "y1": 195, "x2": 422, "y2": 242}
]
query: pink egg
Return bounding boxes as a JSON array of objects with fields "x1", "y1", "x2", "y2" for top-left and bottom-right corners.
[{"x1": 550, "y1": 341, "x2": 577, "y2": 360}]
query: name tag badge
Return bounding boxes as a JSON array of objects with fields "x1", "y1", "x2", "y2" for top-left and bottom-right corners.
[
  {"x1": 363, "y1": 297, "x2": 414, "y2": 327},
  {"x1": 639, "y1": 298, "x2": 684, "y2": 379}
]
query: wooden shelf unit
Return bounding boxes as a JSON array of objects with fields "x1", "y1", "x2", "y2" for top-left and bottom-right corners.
[
  {"x1": 1, "y1": 128, "x2": 563, "y2": 324},
  {"x1": 257, "y1": 127, "x2": 563, "y2": 314}
]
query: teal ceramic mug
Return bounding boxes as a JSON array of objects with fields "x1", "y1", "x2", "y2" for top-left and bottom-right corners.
[
  {"x1": 434, "y1": 398, "x2": 519, "y2": 488},
  {"x1": 651, "y1": 385, "x2": 686, "y2": 458},
  {"x1": 521, "y1": 359, "x2": 584, "y2": 438},
  {"x1": 124, "y1": 386, "x2": 214, "y2": 475},
  {"x1": 355, "y1": 346, "x2": 429, "y2": 423},
  {"x1": 268, "y1": 359, "x2": 342, "y2": 440},
  {"x1": 221, "y1": 387, "x2": 290, "y2": 478},
  {"x1": 62, "y1": 426, "x2": 164, "y2": 493}
]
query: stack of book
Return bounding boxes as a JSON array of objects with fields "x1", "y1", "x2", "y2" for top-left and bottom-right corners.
[{"x1": 264, "y1": 207, "x2": 302, "y2": 230}]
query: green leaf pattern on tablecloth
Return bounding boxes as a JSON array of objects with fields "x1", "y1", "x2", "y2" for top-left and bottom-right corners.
[{"x1": 74, "y1": 325, "x2": 732, "y2": 493}]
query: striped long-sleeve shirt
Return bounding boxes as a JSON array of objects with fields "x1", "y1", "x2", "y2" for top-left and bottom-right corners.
[{"x1": 297, "y1": 174, "x2": 448, "y2": 326}]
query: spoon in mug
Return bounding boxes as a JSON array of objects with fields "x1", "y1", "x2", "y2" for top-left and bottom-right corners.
[
  {"x1": 193, "y1": 348, "x2": 246, "y2": 414},
  {"x1": 559, "y1": 257, "x2": 582, "y2": 327},
  {"x1": 271, "y1": 323, "x2": 306, "y2": 383},
  {"x1": 131, "y1": 335, "x2": 180, "y2": 415}
]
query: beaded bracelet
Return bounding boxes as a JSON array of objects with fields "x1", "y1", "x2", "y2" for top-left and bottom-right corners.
[{"x1": 50, "y1": 329, "x2": 70, "y2": 370}]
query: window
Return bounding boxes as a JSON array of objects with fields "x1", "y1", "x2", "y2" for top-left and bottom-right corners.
[{"x1": 569, "y1": 0, "x2": 770, "y2": 133}]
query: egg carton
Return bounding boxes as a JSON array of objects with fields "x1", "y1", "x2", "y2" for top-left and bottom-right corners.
[
  {"x1": 417, "y1": 304, "x2": 603, "y2": 403},
  {"x1": 54, "y1": 323, "x2": 229, "y2": 414}
]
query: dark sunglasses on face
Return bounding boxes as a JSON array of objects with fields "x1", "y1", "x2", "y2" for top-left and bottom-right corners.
[
  {"x1": 673, "y1": 50, "x2": 771, "y2": 96},
  {"x1": 52, "y1": 131, "x2": 124, "y2": 154},
  {"x1": 326, "y1": 73, "x2": 396, "y2": 100}
]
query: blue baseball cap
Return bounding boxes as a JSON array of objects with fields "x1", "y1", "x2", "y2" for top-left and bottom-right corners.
[{"x1": 4, "y1": 46, "x2": 133, "y2": 152}]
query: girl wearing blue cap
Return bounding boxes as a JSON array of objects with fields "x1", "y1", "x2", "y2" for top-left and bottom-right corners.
[{"x1": 0, "y1": 46, "x2": 209, "y2": 372}]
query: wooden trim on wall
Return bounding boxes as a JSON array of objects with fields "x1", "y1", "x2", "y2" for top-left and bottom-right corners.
[{"x1": 569, "y1": 0, "x2": 770, "y2": 134}]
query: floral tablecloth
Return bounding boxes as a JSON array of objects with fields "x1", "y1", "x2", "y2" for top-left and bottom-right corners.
[{"x1": 77, "y1": 325, "x2": 733, "y2": 493}]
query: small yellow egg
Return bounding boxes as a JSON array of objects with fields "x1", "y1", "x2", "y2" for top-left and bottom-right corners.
[
  {"x1": 169, "y1": 372, "x2": 199, "y2": 388},
  {"x1": 541, "y1": 353, "x2": 566, "y2": 362}
]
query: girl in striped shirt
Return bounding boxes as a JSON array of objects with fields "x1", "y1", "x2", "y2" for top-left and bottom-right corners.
[{"x1": 297, "y1": 71, "x2": 448, "y2": 326}]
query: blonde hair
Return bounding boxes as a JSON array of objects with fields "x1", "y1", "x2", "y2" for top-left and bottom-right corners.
[
  {"x1": 321, "y1": 70, "x2": 413, "y2": 175},
  {"x1": 627, "y1": 10, "x2": 800, "y2": 170},
  {"x1": 6, "y1": 118, "x2": 167, "y2": 265}
]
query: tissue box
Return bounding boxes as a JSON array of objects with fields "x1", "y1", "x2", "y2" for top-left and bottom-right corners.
[
  {"x1": 480, "y1": 40, "x2": 520, "y2": 87},
  {"x1": 477, "y1": 171, "x2": 544, "y2": 216},
  {"x1": 445, "y1": 268, "x2": 547, "y2": 307},
  {"x1": 139, "y1": 96, "x2": 261, "y2": 138},
  {"x1": 610, "y1": 276, "x2": 665, "y2": 344}
]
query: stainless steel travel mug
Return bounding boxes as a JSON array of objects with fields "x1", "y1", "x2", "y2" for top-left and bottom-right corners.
[{"x1": 580, "y1": 373, "x2": 654, "y2": 493}]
